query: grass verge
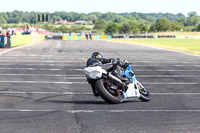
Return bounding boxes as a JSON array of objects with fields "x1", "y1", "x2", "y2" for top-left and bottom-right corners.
[{"x1": 110, "y1": 38, "x2": 200, "y2": 55}]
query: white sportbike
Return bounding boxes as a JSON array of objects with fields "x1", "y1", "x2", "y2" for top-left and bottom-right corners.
[{"x1": 83, "y1": 59, "x2": 151, "y2": 104}]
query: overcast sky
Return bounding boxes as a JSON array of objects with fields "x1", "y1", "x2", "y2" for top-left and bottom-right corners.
[{"x1": 1, "y1": 0, "x2": 199, "y2": 16}]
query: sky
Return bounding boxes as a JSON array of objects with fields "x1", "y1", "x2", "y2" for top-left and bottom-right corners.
[{"x1": 0, "y1": 0, "x2": 200, "y2": 16}]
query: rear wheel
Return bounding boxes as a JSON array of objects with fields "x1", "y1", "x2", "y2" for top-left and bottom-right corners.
[{"x1": 95, "y1": 79, "x2": 123, "y2": 104}]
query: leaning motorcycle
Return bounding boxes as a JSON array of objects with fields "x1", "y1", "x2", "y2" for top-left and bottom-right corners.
[{"x1": 83, "y1": 59, "x2": 151, "y2": 104}]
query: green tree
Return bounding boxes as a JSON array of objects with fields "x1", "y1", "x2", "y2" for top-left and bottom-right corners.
[
  {"x1": 94, "y1": 19, "x2": 108, "y2": 30},
  {"x1": 0, "y1": 14, "x2": 7, "y2": 24},
  {"x1": 120, "y1": 22, "x2": 132, "y2": 34},
  {"x1": 177, "y1": 17, "x2": 188, "y2": 26},
  {"x1": 124, "y1": 14, "x2": 136, "y2": 21},
  {"x1": 29, "y1": 12, "x2": 37, "y2": 24},
  {"x1": 120, "y1": 21, "x2": 141, "y2": 34},
  {"x1": 102, "y1": 13, "x2": 115, "y2": 21},
  {"x1": 188, "y1": 12, "x2": 197, "y2": 18},
  {"x1": 129, "y1": 21, "x2": 140, "y2": 33},
  {"x1": 113, "y1": 15, "x2": 125, "y2": 23},
  {"x1": 78, "y1": 14, "x2": 88, "y2": 21},
  {"x1": 196, "y1": 24, "x2": 200, "y2": 31},
  {"x1": 171, "y1": 21, "x2": 184, "y2": 31},
  {"x1": 140, "y1": 22, "x2": 150, "y2": 32},
  {"x1": 105, "y1": 22, "x2": 120, "y2": 35},
  {"x1": 186, "y1": 16, "x2": 200, "y2": 26},
  {"x1": 156, "y1": 17, "x2": 171, "y2": 32},
  {"x1": 52, "y1": 16, "x2": 62, "y2": 23},
  {"x1": 132, "y1": 14, "x2": 141, "y2": 20},
  {"x1": 150, "y1": 23, "x2": 157, "y2": 32},
  {"x1": 65, "y1": 13, "x2": 75, "y2": 21},
  {"x1": 88, "y1": 14, "x2": 98, "y2": 23}
]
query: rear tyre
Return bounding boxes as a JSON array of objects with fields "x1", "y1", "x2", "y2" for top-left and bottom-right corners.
[{"x1": 95, "y1": 79, "x2": 123, "y2": 104}]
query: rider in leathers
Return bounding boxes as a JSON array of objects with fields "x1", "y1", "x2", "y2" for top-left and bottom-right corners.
[{"x1": 86, "y1": 52, "x2": 128, "y2": 97}]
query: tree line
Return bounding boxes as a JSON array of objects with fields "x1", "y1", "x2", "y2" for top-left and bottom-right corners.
[{"x1": 0, "y1": 10, "x2": 200, "y2": 34}]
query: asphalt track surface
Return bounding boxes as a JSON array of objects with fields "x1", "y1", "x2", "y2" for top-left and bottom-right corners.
[{"x1": 0, "y1": 40, "x2": 200, "y2": 133}]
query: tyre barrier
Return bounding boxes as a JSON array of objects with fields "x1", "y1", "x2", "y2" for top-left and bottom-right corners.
[
  {"x1": 112, "y1": 36, "x2": 124, "y2": 38},
  {"x1": 38, "y1": 35, "x2": 45, "y2": 40},
  {"x1": 45, "y1": 35, "x2": 178, "y2": 40},
  {"x1": 62, "y1": 36, "x2": 68, "y2": 40},
  {"x1": 45, "y1": 35, "x2": 112, "y2": 40},
  {"x1": 157, "y1": 35, "x2": 175, "y2": 38},
  {"x1": 129, "y1": 36, "x2": 154, "y2": 38},
  {"x1": 52, "y1": 36, "x2": 62, "y2": 39}
]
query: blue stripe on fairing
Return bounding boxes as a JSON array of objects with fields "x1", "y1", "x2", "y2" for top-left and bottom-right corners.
[
  {"x1": 122, "y1": 64, "x2": 136, "y2": 85},
  {"x1": 123, "y1": 92, "x2": 128, "y2": 98}
]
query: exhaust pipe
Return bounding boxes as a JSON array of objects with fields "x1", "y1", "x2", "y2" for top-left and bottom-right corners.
[
  {"x1": 107, "y1": 73, "x2": 128, "y2": 91},
  {"x1": 107, "y1": 73, "x2": 123, "y2": 84}
]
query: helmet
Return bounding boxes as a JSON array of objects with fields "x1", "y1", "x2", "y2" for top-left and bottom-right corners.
[{"x1": 92, "y1": 52, "x2": 103, "y2": 59}]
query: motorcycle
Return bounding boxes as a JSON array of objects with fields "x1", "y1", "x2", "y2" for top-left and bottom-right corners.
[{"x1": 83, "y1": 59, "x2": 151, "y2": 104}]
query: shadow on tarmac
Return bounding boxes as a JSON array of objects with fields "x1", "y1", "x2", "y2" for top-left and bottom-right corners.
[
  {"x1": 41, "y1": 100, "x2": 142, "y2": 105},
  {"x1": 34, "y1": 94, "x2": 143, "y2": 105},
  {"x1": 46, "y1": 100, "x2": 106, "y2": 104}
]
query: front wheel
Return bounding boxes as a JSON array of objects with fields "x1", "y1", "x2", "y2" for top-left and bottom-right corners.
[
  {"x1": 95, "y1": 79, "x2": 123, "y2": 104},
  {"x1": 137, "y1": 82, "x2": 151, "y2": 102}
]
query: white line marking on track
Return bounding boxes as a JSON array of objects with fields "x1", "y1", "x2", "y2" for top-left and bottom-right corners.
[
  {"x1": 133, "y1": 65, "x2": 200, "y2": 67},
  {"x1": 134, "y1": 69, "x2": 200, "y2": 72},
  {"x1": 0, "y1": 74, "x2": 66, "y2": 77},
  {"x1": 0, "y1": 91, "x2": 91, "y2": 95},
  {"x1": 138, "y1": 75, "x2": 200, "y2": 78},
  {"x1": 0, "y1": 81, "x2": 86, "y2": 84},
  {"x1": 0, "y1": 60, "x2": 83, "y2": 63},
  {"x1": 0, "y1": 64, "x2": 66, "y2": 66},
  {"x1": 0, "y1": 91, "x2": 200, "y2": 95},
  {"x1": 0, "y1": 68, "x2": 61, "y2": 71},
  {"x1": 151, "y1": 93, "x2": 200, "y2": 95},
  {"x1": 0, "y1": 74, "x2": 83, "y2": 77},
  {"x1": 143, "y1": 82, "x2": 198, "y2": 85},
  {"x1": 5, "y1": 74, "x2": 196, "y2": 78},
  {"x1": 67, "y1": 77, "x2": 86, "y2": 79},
  {"x1": 0, "y1": 64, "x2": 200, "y2": 67},
  {"x1": 0, "y1": 109, "x2": 200, "y2": 113},
  {"x1": 68, "y1": 69, "x2": 200, "y2": 72},
  {"x1": 9, "y1": 74, "x2": 194, "y2": 78},
  {"x1": 66, "y1": 75, "x2": 200, "y2": 79},
  {"x1": 0, "y1": 81, "x2": 197, "y2": 85},
  {"x1": 0, "y1": 42, "x2": 37, "y2": 55},
  {"x1": 68, "y1": 69, "x2": 83, "y2": 71}
]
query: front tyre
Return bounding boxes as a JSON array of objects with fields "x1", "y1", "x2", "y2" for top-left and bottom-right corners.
[
  {"x1": 137, "y1": 82, "x2": 151, "y2": 102},
  {"x1": 95, "y1": 79, "x2": 123, "y2": 104}
]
